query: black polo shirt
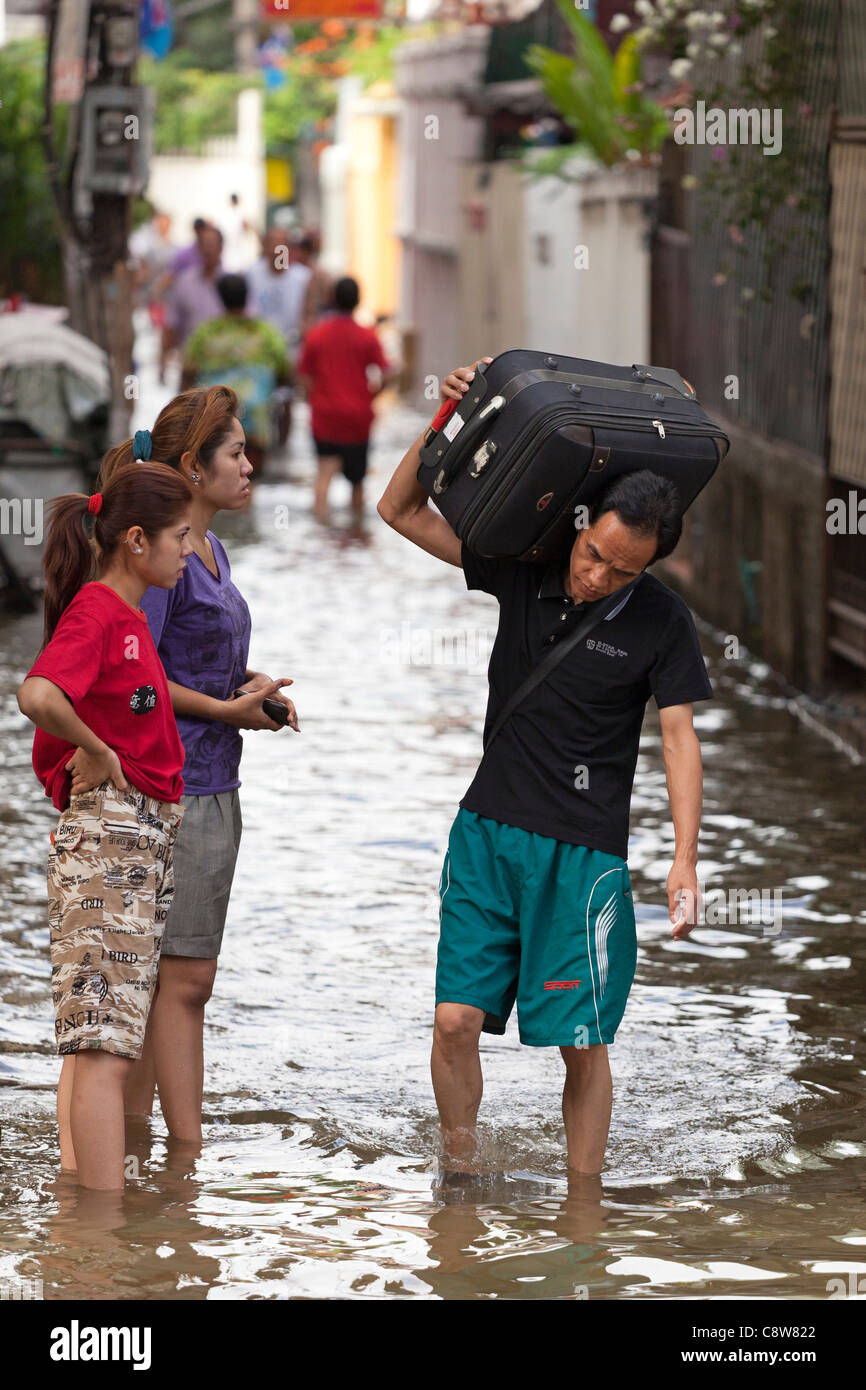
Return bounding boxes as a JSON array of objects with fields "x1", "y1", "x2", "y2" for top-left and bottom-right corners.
[{"x1": 459, "y1": 543, "x2": 714, "y2": 860}]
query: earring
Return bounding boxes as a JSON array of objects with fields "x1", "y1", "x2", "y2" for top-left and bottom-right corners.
[{"x1": 191, "y1": 473, "x2": 199, "y2": 485}]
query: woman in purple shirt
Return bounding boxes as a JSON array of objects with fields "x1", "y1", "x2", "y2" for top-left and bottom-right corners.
[{"x1": 98, "y1": 386, "x2": 299, "y2": 1145}]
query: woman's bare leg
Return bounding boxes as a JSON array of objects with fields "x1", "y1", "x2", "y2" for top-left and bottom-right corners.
[
  {"x1": 70, "y1": 1051, "x2": 134, "y2": 1191},
  {"x1": 124, "y1": 987, "x2": 158, "y2": 1117},
  {"x1": 57, "y1": 1054, "x2": 77, "y2": 1172},
  {"x1": 148, "y1": 955, "x2": 217, "y2": 1145}
]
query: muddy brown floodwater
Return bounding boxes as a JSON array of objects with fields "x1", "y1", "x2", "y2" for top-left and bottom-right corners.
[{"x1": 0, "y1": 398, "x2": 864, "y2": 1300}]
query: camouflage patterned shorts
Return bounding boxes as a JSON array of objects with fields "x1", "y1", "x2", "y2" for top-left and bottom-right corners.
[{"x1": 47, "y1": 779, "x2": 185, "y2": 1060}]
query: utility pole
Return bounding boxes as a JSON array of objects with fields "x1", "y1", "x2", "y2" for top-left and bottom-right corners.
[
  {"x1": 233, "y1": 0, "x2": 258, "y2": 74},
  {"x1": 45, "y1": 0, "x2": 148, "y2": 442}
]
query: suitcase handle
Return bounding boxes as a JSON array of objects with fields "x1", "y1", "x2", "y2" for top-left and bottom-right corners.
[{"x1": 431, "y1": 393, "x2": 506, "y2": 495}]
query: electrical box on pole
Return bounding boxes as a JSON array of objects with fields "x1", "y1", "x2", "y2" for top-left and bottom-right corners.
[{"x1": 79, "y1": 85, "x2": 154, "y2": 196}]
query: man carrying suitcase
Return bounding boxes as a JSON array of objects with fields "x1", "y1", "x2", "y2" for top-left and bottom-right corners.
[{"x1": 378, "y1": 358, "x2": 714, "y2": 1182}]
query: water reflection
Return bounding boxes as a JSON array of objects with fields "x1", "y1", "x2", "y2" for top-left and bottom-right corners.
[{"x1": 0, "y1": 400, "x2": 863, "y2": 1299}]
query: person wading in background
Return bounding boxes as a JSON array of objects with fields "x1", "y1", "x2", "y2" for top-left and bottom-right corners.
[{"x1": 295, "y1": 276, "x2": 397, "y2": 523}]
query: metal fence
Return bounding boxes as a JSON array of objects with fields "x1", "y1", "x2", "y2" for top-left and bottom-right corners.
[{"x1": 680, "y1": 0, "x2": 841, "y2": 460}]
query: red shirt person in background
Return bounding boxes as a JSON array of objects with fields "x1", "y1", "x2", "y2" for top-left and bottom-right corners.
[{"x1": 296, "y1": 276, "x2": 398, "y2": 523}]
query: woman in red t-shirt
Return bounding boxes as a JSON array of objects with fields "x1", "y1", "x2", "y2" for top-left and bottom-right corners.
[{"x1": 17, "y1": 461, "x2": 193, "y2": 1193}]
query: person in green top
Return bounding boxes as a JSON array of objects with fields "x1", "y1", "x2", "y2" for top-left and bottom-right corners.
[{"x1": 182, "y1": 273, "x2": 291, "y2": 473}]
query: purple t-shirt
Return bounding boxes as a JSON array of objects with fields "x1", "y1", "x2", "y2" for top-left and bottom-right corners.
[{"x1": 141, "y1": 533, "x2": 251, "y2": 795}]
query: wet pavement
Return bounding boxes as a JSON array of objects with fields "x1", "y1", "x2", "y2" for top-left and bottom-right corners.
[{"x1": 0, "y1": 346, "x2": 864, "y2": 1300}]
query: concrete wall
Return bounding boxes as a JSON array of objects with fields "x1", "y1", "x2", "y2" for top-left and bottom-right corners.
[
  {"x1": 661, "y1": 421, "x2": 828, "y2": 695},
  {"x1": 458, "y1": 155, "x2": 657, "y2": 368},
  {"x1": 394, "y1": 27, "x2": 488, "y2": 408},
  {"x1": 459, "y1": 160, "x2": 528, "y2": 364}
]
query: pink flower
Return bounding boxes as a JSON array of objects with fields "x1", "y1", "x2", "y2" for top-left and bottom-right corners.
[
  {"x1": 728, "y1": 224, "x2": 745, "y2": 245},
  {"x1": 799, "y1": 103, "x2": 813, "y2": 118},
  {"x1": 711, "y1": 146, "x2": 728, "y2": 161},
  {"x1": 712, "y1": 273, "x2": 727, "y2": 287},
  {"x1": 729, "y1": 13, "x2": 741, "y2": 27},
  {"x1": 785, "y1": 193, "x2": 798, "y2": 207}
]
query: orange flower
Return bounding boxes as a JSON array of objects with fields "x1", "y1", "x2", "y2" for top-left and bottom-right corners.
[
  {"x1": 320, "y1": 19, "x2": 346, "y2": 39},
  {"x1": 296, "y1": 36, "x2": 328, "y2": 54}
]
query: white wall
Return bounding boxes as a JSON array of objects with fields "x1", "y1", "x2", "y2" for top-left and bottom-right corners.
[{"x1": 146, "y1": 88, "x2": 265, "y2": 258}]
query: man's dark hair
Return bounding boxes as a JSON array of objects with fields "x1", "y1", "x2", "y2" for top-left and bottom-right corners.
[
  {"x1": 193, "y1": 217, "x2": 207, "y2": 233},
  {"x1": 334, "y1": 277, "x2": 360, "y2": 312},
  {"x1": 588, "y1": 469, "x2": 683, "y2": 564},
  {"x1": 216, "y1": 273, "x2": 248, "y2": 312}
]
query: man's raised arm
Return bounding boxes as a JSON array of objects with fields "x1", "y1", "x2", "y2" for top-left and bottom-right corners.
[
  {"x1": 377, "y1": 359, "x2": 492, "y2": 568},
  {"x1": 377, "y1": 429, "x2": 463, "y2": 567}
]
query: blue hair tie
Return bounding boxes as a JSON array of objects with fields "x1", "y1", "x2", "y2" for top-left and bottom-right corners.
[{"x1": 133, "y1": 428, "x2": 153, "y2": 461}]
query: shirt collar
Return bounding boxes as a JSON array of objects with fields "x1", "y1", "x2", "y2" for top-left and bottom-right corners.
[{"x1": 537, "y1": 563, "x2": 639, "y2": 621}]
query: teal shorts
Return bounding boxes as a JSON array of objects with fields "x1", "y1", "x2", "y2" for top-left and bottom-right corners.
[{"x1": 435, "y1": 809, "x2": 637, "y2": 1047}]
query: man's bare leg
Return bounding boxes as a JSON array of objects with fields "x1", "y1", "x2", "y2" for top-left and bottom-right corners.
[
  {"x1": 559, "y1": 1043, "x2": 612, "y2": 1176},
  {"x1": 314, "y1": 456, "x2": 341, "y2": 520},
  {"x1": 431, "y1": 1003, "x2": 485, "y2": 1172}
]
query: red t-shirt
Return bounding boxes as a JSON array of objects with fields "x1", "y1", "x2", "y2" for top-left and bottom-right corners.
[
  {"x1": 27, "y1": 582, "x2": 185, "y2": 811},
  {"x1": 297, "y1": 313, "x2": 390, "y2": 444}
]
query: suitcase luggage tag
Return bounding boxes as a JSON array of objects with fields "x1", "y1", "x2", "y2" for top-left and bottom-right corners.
[{"x1": 420, "y1": 363, "x2": 506, "y2": 495}]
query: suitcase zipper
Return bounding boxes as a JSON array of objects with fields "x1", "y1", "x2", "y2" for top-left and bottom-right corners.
[{"x1": 567, "y1": 408, "x2": 722, "y2": 439}]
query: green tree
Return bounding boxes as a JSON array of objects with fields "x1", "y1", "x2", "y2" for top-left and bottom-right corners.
[
  {"x1": 0, "y1": 38, "x2": 64, "y2": 302},
  {"x1": 138, "y1": 53, "x2": 249, "y2": 152}
]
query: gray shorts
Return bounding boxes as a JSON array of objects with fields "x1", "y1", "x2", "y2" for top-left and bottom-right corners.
[{"x1": 159, "y1": 789, "x2": 242, "y2": 959}]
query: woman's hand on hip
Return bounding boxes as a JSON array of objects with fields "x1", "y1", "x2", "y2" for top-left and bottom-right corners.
[{"x1": 65, "y1": 744, "x2": 128, "y2": 796}]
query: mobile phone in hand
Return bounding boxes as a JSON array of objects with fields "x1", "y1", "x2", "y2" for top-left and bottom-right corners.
[{"x1": 232, "y1": 689, "x2": 290, "y2": 727}]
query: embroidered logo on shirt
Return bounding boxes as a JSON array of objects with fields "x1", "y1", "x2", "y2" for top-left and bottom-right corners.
[
  {"x1": 129, "y1": 685, "x2": 158, "y2": 714},
  {"x1": 585, "y1": 638, "x2": 628, "y2": 657}
]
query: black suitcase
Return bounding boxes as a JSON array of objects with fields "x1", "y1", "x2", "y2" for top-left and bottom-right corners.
[{"x1": 417, "y1": 349, "x2": 729, "y2": 562}]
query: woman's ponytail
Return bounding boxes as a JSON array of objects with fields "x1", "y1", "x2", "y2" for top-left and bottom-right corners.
[{"x1": 41, "y1": 494, "x2": 95, "y2": 648}]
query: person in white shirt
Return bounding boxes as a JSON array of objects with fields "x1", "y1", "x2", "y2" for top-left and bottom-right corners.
[
  {"x1": 220, "y1": 193, "x2": 252, "y2": 273},
  {"x1": 247, "y1": 226, "x2": 312, "y2": 355}
]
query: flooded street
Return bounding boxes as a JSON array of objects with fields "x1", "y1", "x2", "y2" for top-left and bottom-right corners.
[{"x1": 1, "y1": 393, "x2": 864, "y2": 1301}]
